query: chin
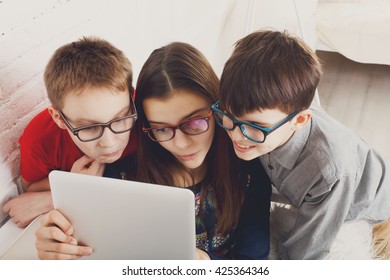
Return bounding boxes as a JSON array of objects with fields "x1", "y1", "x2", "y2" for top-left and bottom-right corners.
[
  {"x1": 182, "y1": 162, "x2": 202, "y2": 171},
  {"x1": 237, "y1": 153, "x2": 259, "y2": 161},
  {"x1": 102, "y1": 158, "x2": 117, "y2": 164},
  {"x1": 180, "y1": 158, "x2": 204, "y2": 171},
  {"x1": 98, "y1": 155, "x2": 121, "y2": 164}
]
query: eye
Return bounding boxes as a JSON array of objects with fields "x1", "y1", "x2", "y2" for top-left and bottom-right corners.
[
  {"x1": 180, "y1": 119, "x2": 209, "y2": 135},
  {"x1": 185, "y1": 119, "x2": 207, "y2": 130},
  {"x1": 81, "y1": 126, "x2": 100, "y2": 132},
  {"x1": 153, "y1": 127, "x2": 172, "y2": 134}
]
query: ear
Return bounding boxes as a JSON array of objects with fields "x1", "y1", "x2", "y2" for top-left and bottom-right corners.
[
  {"x1": 48, "y1": 106, "x2": 67, "y2": 129},
  {"x1": 291, "y1": 109, "x2": 311, "y2": 132}
]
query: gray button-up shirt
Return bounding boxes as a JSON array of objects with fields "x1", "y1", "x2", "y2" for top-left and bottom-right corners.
[{"x1": 260, "y1": 103, "x2": 390, "y2": 259}]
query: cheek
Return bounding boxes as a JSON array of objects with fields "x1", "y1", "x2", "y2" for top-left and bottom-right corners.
[
  {"x1": 74, "y1": 141, "x2": 96, "y2": 157},
  {"x1": 118, "y1": 131, "x2": 131, "y2": 145},
  {"x1": 264, "y1": 126, "x2": 291, "y2": 148},
  {"x1": 203, "y1": 126, "x2": 215, "y2": 148},
  {"x1": 67, "y1": 133, "x2": 99, "y2": 156}
]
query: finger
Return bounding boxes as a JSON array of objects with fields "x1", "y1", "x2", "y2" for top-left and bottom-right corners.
[
  {"x1": 37, "y1": 250, "x2": 82, "y2": 260},
  {"x1": 35, "y1": 237, "x2": 93, "y2": 258},
  {"x1": 36, "y1": 224, "x2": 75, "y2": 244},
  {"x1": 42, "y1": 209, "x2": 74, "y2": 235},
  {"x1": 71, "y1": 155, "x2": 94, "y2": 172}
]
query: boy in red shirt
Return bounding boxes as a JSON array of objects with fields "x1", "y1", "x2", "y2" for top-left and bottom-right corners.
[{"x1": 3, "y1": 37, "x2": 137, "y2": 227}]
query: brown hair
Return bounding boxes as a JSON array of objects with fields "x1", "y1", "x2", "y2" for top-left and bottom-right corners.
[
  {"x1": 220, "y1": 30, "x2": 322, "y2": 115},
  {"x1": 44, "y1": 36, "x2": 133, "y2": 109},
  {"x1": 135, "y1": 42, "x2": 247, "y2": 234}
]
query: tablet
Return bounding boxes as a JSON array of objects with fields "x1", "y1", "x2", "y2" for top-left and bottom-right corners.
[{"x1": 49, "y1": 170, "x2": 196, "y2": 260}]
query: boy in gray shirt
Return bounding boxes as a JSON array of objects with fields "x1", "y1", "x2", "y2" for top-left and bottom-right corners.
[{"x1": 212, "y1": 30, "x2": 390, "y2": 259}]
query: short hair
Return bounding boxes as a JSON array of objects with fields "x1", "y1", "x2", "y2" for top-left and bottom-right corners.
[
  {"x1": 220, "y1": 30, "x2": 322, "y2": 115},
  {"x1": 44, "y1": 36, "x2": 133, "y2": 109}
]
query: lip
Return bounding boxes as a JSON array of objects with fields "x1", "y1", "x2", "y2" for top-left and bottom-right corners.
[
  {"x1": 232, "y1": 141, "x2": 255, "y2": 153},
  {"x1": 178, "y1": 152, "x2": 197, "y2": 161},
  {"x1": 102, "y1": 150, "x2": 120, "y2": 158}
]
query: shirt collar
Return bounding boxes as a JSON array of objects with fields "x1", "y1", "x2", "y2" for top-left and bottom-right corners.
[{"x1": 269, "y1": 118, "x2": 311, "y2": 169}]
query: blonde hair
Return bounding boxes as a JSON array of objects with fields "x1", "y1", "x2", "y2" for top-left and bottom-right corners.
[
  {"x1": 44, "y1": 36, "x2": 133, "y2": 109},
  {"x1": 373, "y1": 218, "x2": 390, "y2": 259}
]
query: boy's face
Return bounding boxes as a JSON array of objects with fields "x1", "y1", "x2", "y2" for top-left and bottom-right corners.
[
  {"x1": 225, "y1": 108, "x2": 296, "y2": 161},
  {"x1": 53, "y1": 87, "x2": 132, "y2": 164}
]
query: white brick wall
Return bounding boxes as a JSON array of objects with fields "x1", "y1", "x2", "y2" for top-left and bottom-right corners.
[{"x1": 0, "y1": 0, "x2": 318, "y2": 226}]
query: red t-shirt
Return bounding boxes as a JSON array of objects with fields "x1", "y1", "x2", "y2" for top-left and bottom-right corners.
[{"x1": 19, "y1": 108, "x2": 137, "y2": 183}]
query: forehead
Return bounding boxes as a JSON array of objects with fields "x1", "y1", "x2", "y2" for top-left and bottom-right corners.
[
  {"x1": 62, "y1": 86, "x2": 130, "y2": 122},
  {"x1": 143, "y1": 89, "x2": 209, "y2": 123}
]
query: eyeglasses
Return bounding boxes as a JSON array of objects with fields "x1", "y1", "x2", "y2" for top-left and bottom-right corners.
[
  {"x1": 59, "y1": 100, "x2": 138, "y2": 142},
  {"x1": 142, "y1": 111, "x2": 212, "y2": 142},
  {"x1": 211, "y1": 101, "x2": 297, "y2": 143}
]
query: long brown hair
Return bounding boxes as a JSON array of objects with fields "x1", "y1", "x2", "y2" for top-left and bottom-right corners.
[{"x1": 135, "y1": 42, "x2": 247, "y2": 234}]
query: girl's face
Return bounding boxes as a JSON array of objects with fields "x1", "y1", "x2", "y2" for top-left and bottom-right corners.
[{"x1": 143, "y1": 90, "x2": 214, "y2": 176}]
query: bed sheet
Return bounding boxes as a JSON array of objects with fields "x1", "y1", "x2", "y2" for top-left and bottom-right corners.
[{"x1": 317, "y1": 0, "x2": 390, "y2": 65}]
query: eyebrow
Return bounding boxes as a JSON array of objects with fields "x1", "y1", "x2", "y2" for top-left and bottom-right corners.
[
  {"x1": 147, "y1": 106, "x2": 210, "y2": 126},
  {"x1": 68, "y1": 106, "x2": 130, "y2": 126}
]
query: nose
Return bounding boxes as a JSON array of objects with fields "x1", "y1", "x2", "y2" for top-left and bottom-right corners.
[
  {"x1": 97, "y1": 127, "x2": 117, "y2": 148},
  {"x1": 171, "y1": 129, "x2": 192, "y2": 149}
]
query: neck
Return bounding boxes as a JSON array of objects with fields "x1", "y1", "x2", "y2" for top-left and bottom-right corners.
[
  {"x1": 190, "y1": 164, "x2": 206, "y2": 185},
  {"x1": 175, "y1": 163, "x2": 206, "y2": 187}
]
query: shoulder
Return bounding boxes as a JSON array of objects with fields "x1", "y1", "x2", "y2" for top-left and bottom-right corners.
[
  {"x1": 307, "y1": 104, "x2": 366, "y2": 180},
  {"x1": 20, "y1": 109, "x2": 57, "y2": 142},
  {"x1": 19, "y1": 108, "x2": 70, "y2": 152}
]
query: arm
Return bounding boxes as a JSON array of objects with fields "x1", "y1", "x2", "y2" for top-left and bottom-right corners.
[
  {"x1": 278, "y1": 176, "x2": 355, "y2": 259},
  {"x1": 21, "y1": 155, "x2": 104, "y2": 191},
  {"x1": 3, "y1": 156, "x2": 105, "y2": 228},
  {"x1": 2, "y1": 191, "x2": 53, "y2": 228},
  {"x1": 35, "y1": 209, "x2": 93, "y2": 260},
  {"x1": 22, "y1": 177, "x2": 50, "y2": 192}
]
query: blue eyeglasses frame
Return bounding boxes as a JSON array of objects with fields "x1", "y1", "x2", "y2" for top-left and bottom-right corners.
[{"x1": 211, "y1": 101, "x2": 298, "y2": 143}]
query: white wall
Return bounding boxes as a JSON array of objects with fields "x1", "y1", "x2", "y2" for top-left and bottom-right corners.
[{"x1": 0, "y1": 0, "x2": 318, "y2": 225}]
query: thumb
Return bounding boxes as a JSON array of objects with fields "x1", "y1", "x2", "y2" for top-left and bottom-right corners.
[{"x1": 71, "y1": 155, "x2": 94, "y2": 172}]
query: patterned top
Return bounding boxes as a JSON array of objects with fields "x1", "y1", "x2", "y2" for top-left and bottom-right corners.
[{"x1": 189, "y1": 159, "x2": 271, "y2": 259}]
